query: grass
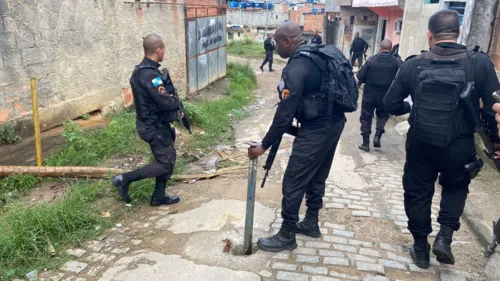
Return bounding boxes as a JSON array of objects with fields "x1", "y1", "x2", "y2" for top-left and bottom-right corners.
[
  {"x1": 0, "y1": 122, "x2": 21, "y2": 144},
  {"x1": 0, "y1": 62, "x2": 258, "y2": 280},
  {"x1": 227, "y1": 38, "x2": 266, "y2": 58},
  {"x1": 0, "y1": 180, "x2": 114, "y2": 280}
]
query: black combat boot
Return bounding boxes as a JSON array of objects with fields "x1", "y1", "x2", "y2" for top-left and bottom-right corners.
[
  {"x1": 432, "y1": 225, "x2": 455, "y2": 265},
  {"x1": 111, "y1": 175, "x2": 132, "y2": 203},
  {"x1": 150, "y1": 195, "x2": 180, "y2": 206},
  {"x1": 358, "y1": 135, "x2": 370, "y2": 152},
  {"x1": 257, "y1": 224, "x2": 297, "y2": 252},
  {"x1": 373, "y1": 132, "x2": 383, "y2": 148},
  {"x1": 259, "y1": 65, "x2": 264, "y2": 72},
  {"x1": 296, "y1": 210, "x2": 321, "y2": 238},
  {"x1": 410, "y1": 235, "x2": 430, "y2": 269}
]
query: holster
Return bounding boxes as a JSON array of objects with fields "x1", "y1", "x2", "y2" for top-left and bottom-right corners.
[{"x1": 464, "y1": 157, "x2": 484, "y2": 180}]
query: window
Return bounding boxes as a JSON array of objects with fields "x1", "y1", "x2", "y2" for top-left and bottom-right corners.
[
  {"x1": 350, "y1": 16, "x2": 355, "y2": 25},
  {"x1": 424, "y1": 0, "x2": 440, "y2": 3},
  {"x1": 276, "y1": 15, "x2": 279, "y2": 20},
  {"x1": 447, "y1": 1, "x2": 466, "y2": 24},
  {"x1": 228, "y1": 33, "x2": 234, "y2": 40},
  {"x1": 394, "y1": 19, "x2": 403, "y2": 33},
  {"x1": 238, "y1": 32, "x2": 241, "y2": 37}
]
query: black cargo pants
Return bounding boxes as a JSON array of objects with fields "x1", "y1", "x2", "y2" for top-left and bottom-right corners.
[
  {"x1": 261, "y1": 50, "x2": 274, "y2": 70},
  {"x1": 124, "y1": 125, "x2": 176, "y2": 198},
  {"x1": 281, "y1": 117, "x2": 345, "y2": 226},
  {"x1": 360, "y1": 97, "x2": 389, "y2": 136},
  {"x1": 403, "y1": 128, "x2": 475, "y2": 237}
]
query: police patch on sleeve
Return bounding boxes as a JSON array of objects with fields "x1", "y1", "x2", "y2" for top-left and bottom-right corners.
[
  {"x1": 281, "y1": 89, "x2": 290, "y2": 100},
  {"x1": 152, "y1": 77, "x2": 163, "y2": 87},
  {"x1": 158, "y1": 86, "x2": 167, "y2": 95}
]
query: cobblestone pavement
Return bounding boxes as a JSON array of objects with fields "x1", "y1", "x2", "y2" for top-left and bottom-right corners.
[{"x1": 32, "y1": 58, "x2": 489, "y2": 281}]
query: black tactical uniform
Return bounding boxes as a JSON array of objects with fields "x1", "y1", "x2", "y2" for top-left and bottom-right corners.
[
  {"x1": 311, "y1": 34, "x2": 323, "y2": 44},
  {"x1": 260, "y1": 38, "x2": 276, "y2": 72},
  {"x1": 112, "y1": 57, "x2": 181, "y2": 206},
  {"x1": 350, "y1": 37, "x2": 368, "y2": 67},
  {"x1": 384, "y1": 43, "x2": 500, "y2": 266},
  {"x1": 257, "y1": 44, "x2": 346, "y2": 251},
  {"x1": 357, "y1": 52, "x2": 401, "y2": 151}
]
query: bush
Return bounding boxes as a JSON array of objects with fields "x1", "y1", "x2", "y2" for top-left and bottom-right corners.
[{"x1": 0, "y1": 122, "x2": 21, "y2": 144}]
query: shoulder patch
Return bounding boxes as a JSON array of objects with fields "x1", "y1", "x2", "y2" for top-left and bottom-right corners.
[
  {"x1": 281, "y1": 89, "x2": 290, "y2": 100},
  {"x1": 152, "y1": 77, "x2": 163, "y2": 87},
  {"x1": 158, "y1": 86, "x2": 167, "y2": 95}
]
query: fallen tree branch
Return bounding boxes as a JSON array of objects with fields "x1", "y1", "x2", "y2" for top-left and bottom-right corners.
[{"x1": 172, "y1": 165, "x2": 248, "y2": 182}]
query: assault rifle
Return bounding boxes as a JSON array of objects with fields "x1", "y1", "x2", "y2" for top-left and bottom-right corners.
[
  {"x1": 161, "y1": 69, "x2": 192, "y2": 134},
  {"x1": 261, "y1": 124, "x2": 299, "y2": 188},
  {"x1": 486, "y1": 218, "x2": 500, "y2": 257},
  {"x1": 460, "y1": 82, "x2": 500, "y2": 172}
]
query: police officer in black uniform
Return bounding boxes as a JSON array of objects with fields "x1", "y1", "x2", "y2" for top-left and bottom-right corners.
[
  {"x1": 350, "y1": 32, "x2": 369, "y2": 67},
  {"x1": 260, "y1": 33, "x2": 276, "y2": 72},
  {"x1": 111, "y1": 34, "x2": 181, "y2": 207},
  {"x1": 495, "y1": 103, "x2": 500, "y2": 158},
  {"x1": 384, "y1": 10, "x2": 500, "y2": 268},
  {"x1": 311, "y1": 31, "x2": 323, "y2": 44},
  {"x1": 357, "y1": 39, "x2": 401, "y2": 151},
  {"x1": 248, "y1": 21, "x2": 346, "y2": 252}
]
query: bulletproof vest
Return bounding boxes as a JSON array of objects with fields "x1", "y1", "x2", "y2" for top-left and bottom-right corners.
[
  {"x1": 291, "y1": 44, "x2": 358, "y2": 123},
  {"x1": 411, "y1": 49, "x2": 475, "y2": 148},
  {"x1": 364, "y1": 54, "x2": 399, "y2": 88},
  {"x1": 130, "y1": 66, "x2": 176, "y2": 126}
]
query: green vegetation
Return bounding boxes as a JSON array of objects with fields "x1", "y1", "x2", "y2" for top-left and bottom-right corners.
[
  {"x1": 0, "y1": 122, "x2": 21, "y2": 144},
  {"x1": 228, "y1": 38, "x2": 266, "y2": 58},
  {"x1": 184, "y1": 62, "x2": 257, "y2": 152},
  {"x1": 0, "y1": 62, "x2": 258, "y2": 280},
  {"x1": 0, "y1": 180, "x2": 114, "y2": 280}
]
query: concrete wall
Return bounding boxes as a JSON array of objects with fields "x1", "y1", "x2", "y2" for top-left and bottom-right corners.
[
  {"x1": 304, "y1": 13, "x2": 326, "y2": 32},
  {"x1": 399, "y1": 1, "x2": 440, "y2": 59},
  {"x1": 0, "y1": 0, "x2": 187, "y2": 136},
  {"x1": 369, "y1": 6, "x2": 404, "y2": 44},
  {"x1": 227, "y1": 5, "x2": 289, "y2": 28},
  {"x1": 488, "y1": 4, "x2": 500, "y2": 78}
]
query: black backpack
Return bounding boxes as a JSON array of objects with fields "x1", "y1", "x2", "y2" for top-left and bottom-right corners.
[
  {"x1": 411, "y1": 50, "x2": 476, "y2": 148},
  {"x1": 294, "y1": 44, "x2": 359, "y2": 114}
]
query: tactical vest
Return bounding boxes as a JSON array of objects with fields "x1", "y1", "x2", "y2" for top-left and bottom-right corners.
[
  {"x1": 291, "y1": 44, "x2": 358, "y2": 123},
  {"x1": 364, "y1": 53, "x2": 399, "y2": 88},
  {"x1": 411, "y1": 49, "x2": 476, "y2": 148},
  {"x1": 130, "y1": 66, "x2": 177, "y2": 126}
]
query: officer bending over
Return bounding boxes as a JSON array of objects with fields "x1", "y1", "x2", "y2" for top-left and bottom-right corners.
[
  {"x1": 384, "y1": 10, "x2": 500, "y2": 268},
  {"x1": 112, "y1": 34, "x2": 182, "y2": 207},
  {"x1": 248, "y1": 22, "x2": 346, "y2": 252},
  {"x1": 357, "y1": 39, "x2": 401, "y2": 151}
]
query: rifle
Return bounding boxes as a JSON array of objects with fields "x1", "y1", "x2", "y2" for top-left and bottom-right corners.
[
  {"x1": 486, "y1": 218, "x2": 500, "y2": 257},
  {"x1": 460, "y1": 82, "x2": 500, "y2": 172},
  {"x1": 261, "y1": 125, "x2": 298, "y2": 188},
  {"x1": 161, "y1": 69, "x2": 192, "y2": 134}
]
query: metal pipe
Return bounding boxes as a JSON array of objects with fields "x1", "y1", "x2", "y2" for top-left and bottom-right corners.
[
  {"x1": 30, "y1": 78, "x2": 42, "y2": 167},
  {"x1": 244, "y1": 154, "x2": 258, "y2": 255}
]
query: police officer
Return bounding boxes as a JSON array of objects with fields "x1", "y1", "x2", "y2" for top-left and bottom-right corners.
[
  {"x1": 260, "y1": 33, "x2": 276, "y2": 72},
  {"x1": 357, "y1": 39, "x2": 401, "y2": 151},
  {"x1": 384, "y1": 10, "x2": 500, "y2": 268},
  {"x1": 248, "y1": 21, "x2": 346, "y2": 252},
  {"x1": 350, "y1": 32, "x2": 369, "y2": 67},
  {"x1": 311, "y1": 31, "x2": 323, "y2": 44},
  {"x1": 111, "y1": 34, "x2": 181, "y2": 207}
]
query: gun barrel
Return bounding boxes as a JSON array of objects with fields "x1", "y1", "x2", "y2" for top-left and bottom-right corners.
[{"x1": 261, "y1": 170, "x2": 270, "y2": 188}]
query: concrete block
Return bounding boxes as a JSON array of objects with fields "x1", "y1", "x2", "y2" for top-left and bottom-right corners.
[
  {"x1": 409, "y1": 264, "x2": 435, "y2": 273},
  {"x1": 85, "y1": 253, "x2": 116, "y2": 264},
  {"x1": 324, "y1": 222, "x2": 345, "y2": 230},
  {"x1": 348, "y1": 205, "x2": 368, "y2": 210},
  {"x1": 302, "y1": 265, "x2": 328, "y2": 275},
  {"x1": 16, "y1": 28, "x2": 35, "y2": 49},
  {"x1": 359, "y1": 248, "x2": 381, "y2": 257},
  {"x1": 331, "y1": 198, "x2": 352, "y2": 204},
  {"x1": 0, "y1": 32, "x2": 16, "y2": 51},
  {"x1": 323, "y1": 236, "x2": 348, "y2": 244},
  {"x1": 293, "y1": 247, "x2": 317, "y2": 255},
  {"x1": 311, "y1": 276, "x2": 341, "y2": 281},
  {"x1": 349, "y1": 240, "x2": 373, "y2": 248},
  {"x1": 352, "y1": 211, "x2": 371, "y2": 217},
  {"x1": 378, "y1": 259, "x2": 407, "y2": 270},
  {"x1": 259, "y1": 270, "x2": 272, "y2": 278},
  {"x1": 323, "y1": 257, "x2": 349, "y2": 266},
  {"x1": 363, "y1": 277, "x2": 389, "y2": 281},
  {"x1": 305, "y1": 241, "x2": 331, "y2": 249},
  {"x1": 356, "y1": 261, "x2": 385, "y2": 275},
  {"x1": 318, "y1": 249, "x2": 344, "y2": 257},
  {"x1": 65, "y1": 248, "x2": 86, "y2": 258},
  {"x1": 61, "y1": 261, "x2": 88, "y2": 273},
  {"x1": 276, "y1": 271, "x2": 309, "y2": 281},
  {"x1": 333, "y1": 244, "x2": 357, "y2": 253},
  {"x1": 272, "y1": 262, "x2": 297, "y2": 271},
  {"x1": 387, "y1": 251, "x2": 412, "y2": 263},
  {"x1": 273, "y1": 251, "x2": 291, "y2": 260},
  {"x1": 347, "y1": 253, "x2": 377, "y2": 263},
  {"x1": 330, "y1": 271, "x2": 360, "y2": 280},
  {"x1": 332, "y1": 229, "x2": 355, "y2": 238},
  {"x1": 326, "y1": 203, "x2": 344, "y2": 209},
  {"x1": 296, "y1": 254, "x2": 319, "y2": 264},
  {"x1": 379, "y1": 243, "x2": 403, "y2": 252}
]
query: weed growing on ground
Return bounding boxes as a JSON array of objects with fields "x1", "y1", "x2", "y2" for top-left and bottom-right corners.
[
  {"x1": 0, "y1": 180, "x2": 113, "y2": 280},
  {"x1": 228, "y1": 39, "x2": 265, "y2": 58},
  {"x1": 0, "y1": 174, "x2": 41, "y2": 204},
  {"x1": 0, "y1": 122, "x2": 21, "y2": 144},
  {"x1": 184, "y1": 62, "x2": 257, "y2": 152}
]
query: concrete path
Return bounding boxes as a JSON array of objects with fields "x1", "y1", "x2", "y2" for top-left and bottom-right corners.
[{"x1": 37, "y1": 58, "x2": 490, "y2": 281}]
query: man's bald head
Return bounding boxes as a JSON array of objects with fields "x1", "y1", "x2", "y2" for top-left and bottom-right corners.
[
  {"x1": 274, "y1": 21, "x2": 304, "y2": 58},
  {"x1": 143, "y1": 34, "x2": 165, "y2": 56},
  {"x1": 379, "y1": 39, "x2": 393, "y2": 52}
]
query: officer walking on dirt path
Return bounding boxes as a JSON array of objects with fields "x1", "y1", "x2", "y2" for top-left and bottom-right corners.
[
  {"x1": 357, "y1": 39, "x2": 401, "y2": 152},
  {"x1": 384, "y1": 10, "x2": 500, "y2": 268},
  {"x1": 111, "y1": 34, "x2": 182, "y2": 207},
  {"x1": 248, "y1": 21, "x2": 354, "y2": 252},
  {"x1": 260, "y1": 33, "x2": 276, "y2": 72}
]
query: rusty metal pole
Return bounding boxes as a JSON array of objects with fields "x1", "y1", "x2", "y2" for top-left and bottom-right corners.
[
  {"x1": 244, "y1": 143, "x2": 259, "y2": 255},
  {"x1": 30, "y1": 78, "x2": 42, "y2": 167}
]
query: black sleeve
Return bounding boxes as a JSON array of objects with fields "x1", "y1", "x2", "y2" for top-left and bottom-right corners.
[
  {"x1": 318, "y1": 36, "x2": 323, "y2": 44},
  {"x1": 261, "y1": 58, "x2": 309, "y2": 150},
  {"x1": 363, "y1": 39, "x2": 369, "y2": 52},
  {"x1": 141, "y1": 70, "x2": 180, "y2": 112},
  {"x1": 475, "y1": 53, "x2": 500, "y2": 142},
  {"x1": 356, "y1": 57, "x2": 372, "y2": 83},
  {"x1": 383, "y1": 61, "x2": 412, "y2": 116}
]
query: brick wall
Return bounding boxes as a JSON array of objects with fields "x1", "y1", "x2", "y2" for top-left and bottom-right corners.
[
  {"x1": 289, "y1": 4, "x2": 325, "y2": 26},
  {"x1": 0, "y1": 0, "x2": 187, "y2": 135},
  {"x1": 304, "y1": 14, "x2": 325, "y2": 32},
  {"x1": 489, "y1": 6, "x2": 500, "y2": 79}
]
